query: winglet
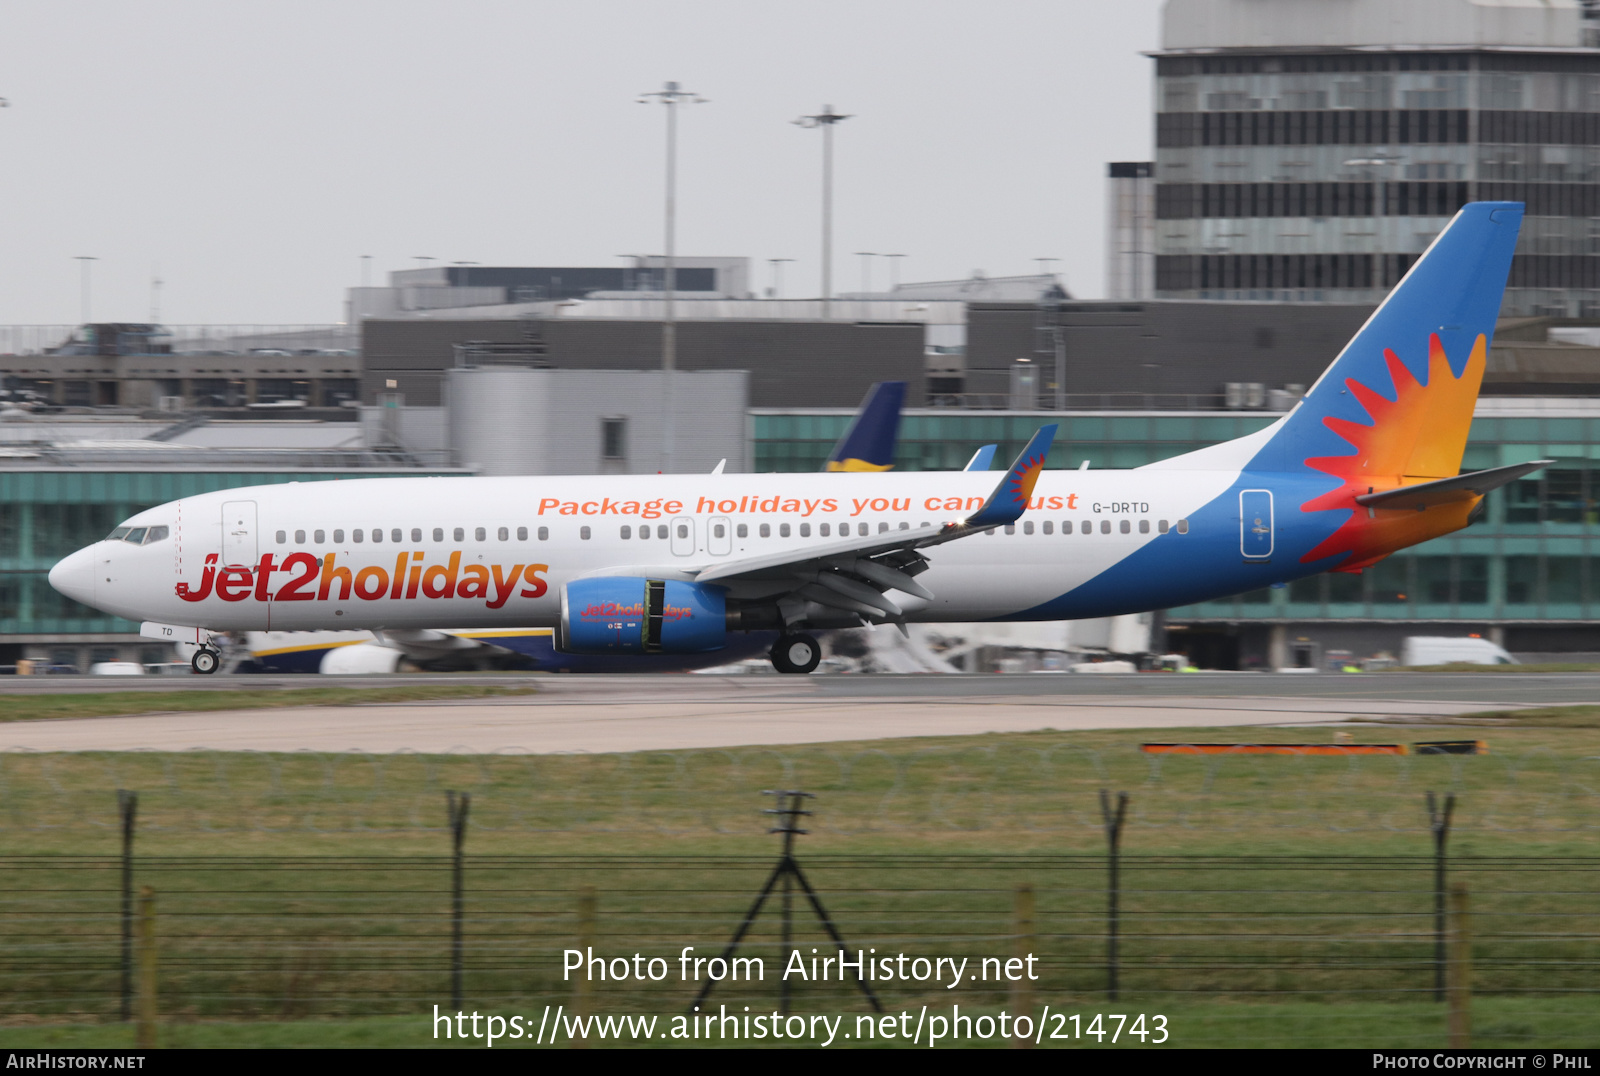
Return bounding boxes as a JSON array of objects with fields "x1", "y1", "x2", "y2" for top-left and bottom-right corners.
[
  {"x1": 963, "y1": 444, "x2": 997, "y2": 472},
  {"x1": 963, "y1": 425, "x2": 1056, "y2": 529}
]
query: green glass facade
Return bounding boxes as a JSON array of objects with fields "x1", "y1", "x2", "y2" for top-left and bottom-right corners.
[
  {"x1": 752, "y1": 409, "x2": 1600, "y2": 632},
  {"x1": 0, "y1": 471, "x2": 434, "y2": 639}
]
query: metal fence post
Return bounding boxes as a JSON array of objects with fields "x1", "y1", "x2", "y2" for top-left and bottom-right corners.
[
  {"x1": 447, "y1": 791, "x2": 470, "y2": 1012},
  {"x1": 1447, "y1": 882, "x2": 1471, "y2": 1048},
  {"x1": 1100, "y1": 789, "x2": 1129, "y2": 1002},
  {"x1": 1427, "y1": 791, "x2": 1456, "y2": 1002},
  {"x1": 1012, "y1": 883, "x2": 1035, "y2": 1049},
  {"x1": 135, "y1": 886, "x2": 157, "y2": 1049},
  {"x1": 575, "y1": 886, "x2": 596, "y2": 1050},
  {"x1": 117, "y1": 790, "x2": 137, "y2": 1022}
]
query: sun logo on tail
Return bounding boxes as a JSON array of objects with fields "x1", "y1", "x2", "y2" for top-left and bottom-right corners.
[{"x1": 1299, "y1": 332, "x2": 1486, "y2": 570}]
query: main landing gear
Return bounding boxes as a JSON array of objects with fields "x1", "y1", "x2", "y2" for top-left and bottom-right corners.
[
  {"x1": 770, "y1": 633, "x2": 821, "y2": 675},
  {"x1": 190, "y1": 647, "x2": 220, "y2": 675}
]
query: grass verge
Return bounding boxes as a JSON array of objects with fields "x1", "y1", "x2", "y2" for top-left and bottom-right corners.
[{"x1": 0, "y1": 684, "x2": 537, "y2": 723}]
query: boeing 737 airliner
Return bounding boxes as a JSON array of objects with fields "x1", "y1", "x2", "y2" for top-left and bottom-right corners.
[{"x1": 50, "y1": 204, "x2": 1546, "y2": 674}]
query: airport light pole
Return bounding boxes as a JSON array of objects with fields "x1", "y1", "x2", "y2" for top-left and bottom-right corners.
[
  {"x1": 794, "y1": 105, "x2": 852, "y2": 316},
  {"x1": 768, "y1": 258, "x2": 794, "y2": 299},
  {"x1": 639, "y1": 80, "x2": 706, "y2": 473},
  {"x1": 855, "y1": 252, "x2": 877, "y2": 296},
  {"x1": 360, "y1": 255, "x2": 372, "y2": 289},
  {"x1": 73, "y1": 256, "x2": 97, "y2": 324},
  {"x1": 884, "y1": 254, "x2": 906, "y2": 292}
]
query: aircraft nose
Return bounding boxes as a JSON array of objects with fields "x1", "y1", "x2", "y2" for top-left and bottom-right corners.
[{"x1": 48, "y1": 546, "x2": 96, "y2": 606}]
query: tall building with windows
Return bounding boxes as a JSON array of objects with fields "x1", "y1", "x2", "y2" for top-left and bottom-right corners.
[{"x1": 1152, "y1": 0, "x2": 1600, "y2": 316}]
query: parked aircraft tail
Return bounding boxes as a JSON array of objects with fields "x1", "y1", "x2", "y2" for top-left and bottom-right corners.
[{"x1": 824, "y1": 381, "x2": 905, "y2": 471}]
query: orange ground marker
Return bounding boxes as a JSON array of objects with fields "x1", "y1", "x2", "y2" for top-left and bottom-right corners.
[{"x1": 1140, "y1": 743, "x2": 1409, "y2": 756}]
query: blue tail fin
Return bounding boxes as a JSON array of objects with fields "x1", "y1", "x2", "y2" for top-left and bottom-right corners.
[
  {"x1": 1245, "y1": 202, "x2": 1522, "y2": 477},
  {"x1": 825, "y1": 381, "x2": 905, "y2": 472}
]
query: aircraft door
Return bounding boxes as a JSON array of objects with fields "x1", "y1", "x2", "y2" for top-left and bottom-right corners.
[
  {"x1": 670, "y1": 516, "x2": 695, "y2": 557},
  {"x1": 1239, "y1": 489, "x2": 1273, "y2": 560},
  {"x1": 222, "y1": 501, "x2": 257, "y2": 567},
  {"x1": 707, "y1": 516, "x2": 732, "y2": 556}
]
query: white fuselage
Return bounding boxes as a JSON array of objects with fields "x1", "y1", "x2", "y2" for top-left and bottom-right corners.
[{"x1": 51, "y1": 468, "x2": 1245, "y2": 632}]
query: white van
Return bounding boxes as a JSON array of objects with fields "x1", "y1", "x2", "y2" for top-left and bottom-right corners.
[{"x1": 1400, "y1": 636, "x2": 1518, "y2": 667}]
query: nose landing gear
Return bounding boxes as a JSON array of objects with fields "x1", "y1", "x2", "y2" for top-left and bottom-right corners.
[
  {"x1": 190, "y1": 647, "x2": 220, "y2": 675},
  {"x1": 769, "y1": 633, "x2": 821, "y2": 674}
]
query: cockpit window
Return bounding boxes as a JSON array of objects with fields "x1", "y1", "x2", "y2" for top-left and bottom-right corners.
[
  {"x1": 143, "y1": 526, "x2": 169, "y2": 544},
  {"x1": 107, "y1": 526, "x2": 131, "y2": 541},
  {"x1": 124, "y1": 528, "x2": 148, "y2": 544}
]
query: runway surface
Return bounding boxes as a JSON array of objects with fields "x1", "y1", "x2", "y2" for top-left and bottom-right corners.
[{"x1": 0, "y1": 671, "x2": 1578, "y2": 753}]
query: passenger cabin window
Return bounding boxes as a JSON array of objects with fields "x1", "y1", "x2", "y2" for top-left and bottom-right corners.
[
  {"x1": 275, "y1": 530, "x2": 287, "y2": 544},
  {"x1": 1120, "y1": 520, "x2": 1130, "y2": 534},
  {"x1": 899, "y1": 521, "x2": 910, "y2": 530},
  {"x1": 1139, "y1": 520, "x2": 1150, "y2": 534},
  {"x1": 819, "y1": 523, "x2": 830, "y2": 537},
  {"x1": 676, "y1": 524, "x2": 688, "y2": 539},
  {"x1": 433, "y1": 528, "x2": 444, "y2": 542},
  {"x1": 798, "y1": 523, "x2": 809, "y2": 537},
  {"x1": 391, "y1": 528, "x2": 402, "y2": 543},
  {"x1": 315, "y1": 530, "x2": 326, "y2": 544},
  {"x1": 333, "y1": 529, "x2": 345, "y2": 543},
  {"x1": 498, "y1": 527, "x2": 509, "y2": 541},
  {"x1": 1043, "y1": 521, "x2": 1053, "y2": 535},
  {"x1": 760, "y1": 523, "x2": 771, "y2": 538},
  {"x1": 878, "y1": 522, "x2": 889, "y2": 533},
  {"x1": 657, "y1": 525, "x2": 668, "y2": 539},
  {"x1": 779, "y1": 523, "x2": 791, "y2": 538},
  {"x1": 475, "y1": 527, "x2": 486, "y2": 542},
  {"x1": 581, "y1": 526, "x2": 591, "y2": 540},
  {"x1": 1158, "y1": 520, "x2": 1169, "y2": 534},
  {"x1": 638, "y1": 526, "x2": 650, "y2": 540},
  {"x1": 1062, "y1": 520, "x2": 1073, "y2": 534},
  {"x1": 454, "y1": 527, "x2": 465, "y2": 542},
  {"x1": 517, "y1": 527, "x2": 528, "y2": 540},
  {"x1": 295, "y1": 530, "x2": 306, "y2": 544},
  {"x1": 538, "y1": 527, "x2": 549, "y2": 541},
  {"x1": 1005, "y1": 524, "x2": 1015, "y2": 535},
  {"x1": 1023, "y1": 521, "x2": 1033, "y2": 535},
  {"x1": 621, "y1": 525, "x2": 632, "y2": 539},
  {"x1": 411, "y1": 528, "x2": 422, "y2": 542},
  {"x1": 714, "y1": 523, "x2": 726, "y2": 538},
  {"x1": 372, "y1": 529, "x2": 382, "y2": 543},
  {"x1": 737, "y1": 523, "x2": 748, "y2": 538},
  {"x1": 1100, "y1": 520, "x2": 1111, "y2": 534},
  {"x1": 1177, "y1": 519, "x2": 1190, "y2": 534},
  {"x1": 353, "y1": 529, "x2": 364, "y2": 543}
]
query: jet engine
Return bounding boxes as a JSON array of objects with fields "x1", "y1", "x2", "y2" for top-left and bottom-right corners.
[{"x1": 558, "y1": 577, "x2": 727, "y2": 655}]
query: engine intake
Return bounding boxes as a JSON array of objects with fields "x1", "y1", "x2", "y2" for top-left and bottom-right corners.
[{"x1": 558, "y1": 577, "x2": 727, "y2": 655}]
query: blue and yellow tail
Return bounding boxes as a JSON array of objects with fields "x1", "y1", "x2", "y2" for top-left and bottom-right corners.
[{"x1": 824, "y1": 381, "x2": 906, "y2": 472}]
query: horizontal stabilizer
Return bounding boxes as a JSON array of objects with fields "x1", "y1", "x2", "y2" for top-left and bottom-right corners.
[{"x1": 1354, "y1": 460, "x2": 1552, "y2": 509}]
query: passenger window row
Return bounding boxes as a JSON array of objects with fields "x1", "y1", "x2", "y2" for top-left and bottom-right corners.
[
  {"x1": 991, "y1": 519, "x2": 1190, "y2": 535},
  {"x1": 273, "y1": 525, "x2": 552, "y2": 545}
]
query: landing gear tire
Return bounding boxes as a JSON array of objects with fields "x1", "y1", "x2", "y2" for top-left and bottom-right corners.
[
  {"x1": 191, "y1": 648, "x2": 220, "y2": 675},
  {"x1": 770, "y1": 634, "x2": 821, "y2": 675}
]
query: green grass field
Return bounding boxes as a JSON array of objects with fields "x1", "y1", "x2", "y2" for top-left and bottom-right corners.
[{"x1": 0, "y1": 715, "x2": 1596, "y2": 1048}]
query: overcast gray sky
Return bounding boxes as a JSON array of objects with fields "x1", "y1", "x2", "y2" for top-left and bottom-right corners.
[{"x1": 0, "y1": 0, "x2": 1163, "y2": 325}]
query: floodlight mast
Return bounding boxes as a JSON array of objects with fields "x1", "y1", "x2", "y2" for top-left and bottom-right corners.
[
  {"x1": 639, "y1": 80, "x2": 707, "y2": 473},
  {"x1": 794, "y1": 105, "x2": 852, "y2": 316}
]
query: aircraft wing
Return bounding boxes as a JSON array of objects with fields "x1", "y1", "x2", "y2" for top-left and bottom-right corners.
[
  {"x1": 695, "y1": 426, "x2": 1056, "y2": 625},
  {"x1": 1353, "y1": 460, "x2": 1552, "y2": 509}
]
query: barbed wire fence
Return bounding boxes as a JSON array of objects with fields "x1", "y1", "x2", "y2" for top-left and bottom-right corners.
[{"x1": 1, "y1": 742, "x2": 1598, "y2": 837}]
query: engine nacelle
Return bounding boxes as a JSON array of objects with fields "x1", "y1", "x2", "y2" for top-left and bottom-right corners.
[
  {"x1": 558, "y1": 577, "x2": 727, "y2": 655},
  {"x1": 320, "y1": 642, "x2": 405, "y2": 675}
]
